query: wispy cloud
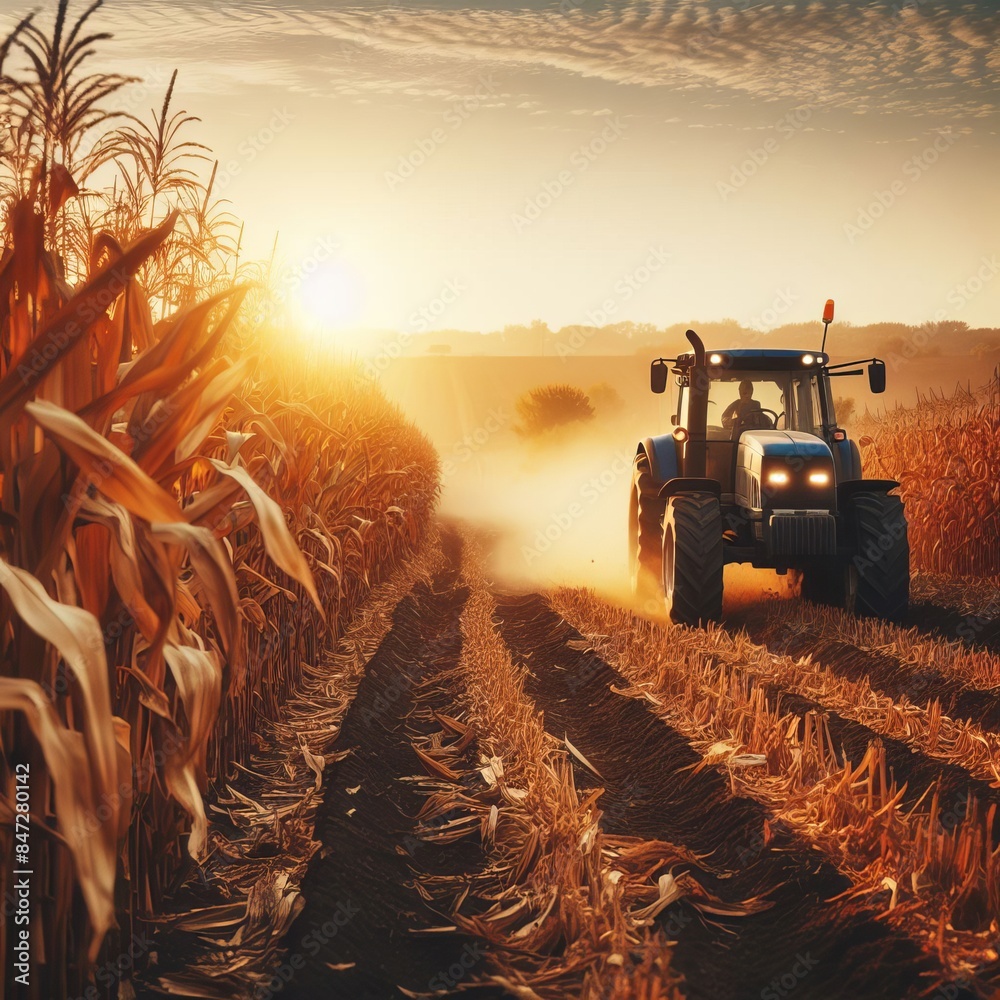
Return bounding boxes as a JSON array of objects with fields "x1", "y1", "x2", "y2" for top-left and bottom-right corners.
[
  {"x1": 52, "y1": 0, "x2": 995, "y2": 120},
  {"x1": 5, "y1": 1, "x2": 997, "y2": 122}
]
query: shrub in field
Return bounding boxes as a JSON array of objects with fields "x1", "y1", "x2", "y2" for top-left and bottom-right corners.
[
  {"x1": 833, "y1": 394, "x2": 856, "y2": 426},
  {"x1": 588, "y1": 380, "x2": 625, "y2": 417},
  {"x1": 857, "y1": 372, "x2": 1000, "y2": 578},
  {"x1": 515, "y1": 383, "x2": 594, "y2": 437}
]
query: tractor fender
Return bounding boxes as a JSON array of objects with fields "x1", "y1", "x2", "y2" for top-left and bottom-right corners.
[
  {"x1": 832, "y1": 438, "x2": 862, "y2": 481},
  {"x1": 837, "y1": 478, "x2": 901, "y2": 506},
  {"x1": 638, "y1": 436, "x2": 679, "y2": 487},
  {"x1": 658, "y1": 478, "x2": 722, "y2": 500}
]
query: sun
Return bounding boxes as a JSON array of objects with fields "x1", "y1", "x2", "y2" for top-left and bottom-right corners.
[{"x1": 294, "y1": 261, "x2": 364, "y2": 335}]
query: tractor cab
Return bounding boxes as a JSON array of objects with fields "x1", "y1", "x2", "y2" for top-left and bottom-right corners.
[{"x1": 669, "y1": 351, "x2": 829, "y2": 497}]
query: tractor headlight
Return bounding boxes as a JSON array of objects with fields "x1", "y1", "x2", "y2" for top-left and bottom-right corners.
[
  {"x1": 808, "y1": 471, "x2": 830, "y2": 486},
  {"x1": 802, "y1": 354, "x2": 815, "y2": 365},
  {"x1": 766, "y1": 470, "x2": 790, "y2": 486},
  {"x1": 708, "y1": 353, "x2": 724, "y2": 365}
]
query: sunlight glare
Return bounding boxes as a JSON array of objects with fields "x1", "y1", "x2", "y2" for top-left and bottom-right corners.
[{"x1": 295, "y1": 261, "x2": 363, "y2": 335}]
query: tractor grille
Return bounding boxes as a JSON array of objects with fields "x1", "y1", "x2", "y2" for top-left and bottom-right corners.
[{"x1": 768, "y1": 514, "x2": 836, "y2": 557}]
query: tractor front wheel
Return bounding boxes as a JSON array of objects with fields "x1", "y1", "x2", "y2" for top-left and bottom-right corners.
[
  {"x1": 662, "y1": 491, "x2": 723, "y2": 626},
  {"x1": 848, "y1": 491, "x2": 910, "y2": 622},
  {"x1": 798, "y1": 491, "x2": 909, "y2": 622}
]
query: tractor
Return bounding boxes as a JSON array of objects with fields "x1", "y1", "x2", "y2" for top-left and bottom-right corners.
[{"x1": 629, "y1": 299, "x2": 909, "y2": 625}]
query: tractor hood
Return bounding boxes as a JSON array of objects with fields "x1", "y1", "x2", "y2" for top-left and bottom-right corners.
[{"x1": 739, "y1": 430, "x2": 833, "y2": 460}]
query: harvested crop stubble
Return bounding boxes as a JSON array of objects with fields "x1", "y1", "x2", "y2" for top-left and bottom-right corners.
[
  {"x1": 858, "y1": 373, "x2": 1000, "y2": 578},
  {"x1": 409, "y1": 538, "x2": 689, "y2": 999},
  {"x1": 551, "y1": 590, "x2": 1000, "y2": 989},
  {"x1": 573, "y1": 593, "x2": 1000, "y2": 793},
  {"x1": 749, "y1": 596, "x2": 1000, "y2": 716},
  {"x1": 150, "y1": 534, "x2": 438, "y2": 998}
]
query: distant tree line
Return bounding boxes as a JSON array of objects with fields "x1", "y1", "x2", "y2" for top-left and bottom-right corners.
[{"x1": 405, "y1": 318, "x2": 1000, "y2": 361}]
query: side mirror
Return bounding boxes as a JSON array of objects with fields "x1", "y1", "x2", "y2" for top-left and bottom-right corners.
[
  {"x1": 868, "y1": 360, "x2": 886, "y2": 394},
  {"x1": 651, "y1": 359, "x2": 668, "y2": 394}
]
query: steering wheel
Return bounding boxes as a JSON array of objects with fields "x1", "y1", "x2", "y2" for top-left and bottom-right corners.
[{"x1": 736, "y1": 408, "x2": 780, "y2": 432}]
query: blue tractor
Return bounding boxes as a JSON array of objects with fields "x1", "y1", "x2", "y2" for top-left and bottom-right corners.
[{"x1": 630, "y1": 300, "x2": 909, "y2": 625}]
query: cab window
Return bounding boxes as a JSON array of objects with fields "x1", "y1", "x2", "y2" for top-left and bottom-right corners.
[{"x1": 788, "y1": 375, "x2": 822, "y2": 433}]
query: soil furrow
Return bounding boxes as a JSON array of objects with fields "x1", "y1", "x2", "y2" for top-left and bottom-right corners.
[
  {"x1": 278, "y1": 531, "x2": 504, "y2": 1000},
  {"x1": 905, "y1": 600, "x2": 1000, "y2": 653},
  {"x1": 753, "y1": 626, "x2": 1000, "y2": 733},
  {"x1": 491, "y1": 592, "x2": 958, "y2": 1000},
  {"x1": 766, "y1": 686, "x2": 1000, "y2": 829}
]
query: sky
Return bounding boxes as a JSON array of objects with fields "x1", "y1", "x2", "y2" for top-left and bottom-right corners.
[{"x1": 5, "y1": 0, "x2": 1000, "y2": 336}]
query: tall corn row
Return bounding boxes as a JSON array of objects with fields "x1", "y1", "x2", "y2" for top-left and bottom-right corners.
[
  {"x1": 211, "y1": 347, "x2": 439, "y2": 775},
  {"x1": 0, "y1": 175, "x2": 437, "y2": 997},
  {"x1": 857, "y1": 370, "x2": 1000, "y2": 579}
]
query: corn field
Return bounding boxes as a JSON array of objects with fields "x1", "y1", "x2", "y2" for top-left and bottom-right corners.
[
  {"x1": 0, "y1": 164, "x2": 438, "y2": 998},
  {"x1": 3, "y1": 3, "x2": 1000, "y2": 1000},
  {"x1": 0, "y1": 5, "x2": 438, "y2": 996},
  {"x1": 857, "y1": 370, "x2": 1000, "y2": 579}
]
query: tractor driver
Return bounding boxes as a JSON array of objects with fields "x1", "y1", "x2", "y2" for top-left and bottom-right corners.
[{"x1": 721, "y1": 379, "x2": 762, "y2": 430}]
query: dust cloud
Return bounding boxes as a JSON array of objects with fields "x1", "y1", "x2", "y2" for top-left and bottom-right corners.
[
  {"x1": 439, "y1": 422, "x2": 635, "y2": 600},
  {"x1": 383, "y1": 357, "x2": 799, "y2": 612}
]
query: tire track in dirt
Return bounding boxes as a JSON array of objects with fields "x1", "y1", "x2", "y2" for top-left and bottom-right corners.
[
  {"x1": 278, "y1": 530, "x2": 505, "y2": 1000},
  {"x1": 766, "y1": 686, "x2": 1000, "y2": 838},
  {"x1": 719, "y1": 606, "x2": 1000, "y2": 815},
  {"x1": 491, "y1": 592, "x2": 955, "y2": 1000},
  {"x1": 747, "y1": 624, "x2": 1000, "y2": 734},
  {"x1": 905, "y1": 600, "x2": 1000, "y2": 653}
]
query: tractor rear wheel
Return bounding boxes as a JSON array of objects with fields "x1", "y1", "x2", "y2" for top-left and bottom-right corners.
[
  {"x1": 662, "y1": 491, "x2": 723, "y2": 626},
  {"x1": 630, "y1": 453, "x2": 666, "y2": 604},
  {"x1": 848, "y1": 491, "x2": 909, "y2": 622}
]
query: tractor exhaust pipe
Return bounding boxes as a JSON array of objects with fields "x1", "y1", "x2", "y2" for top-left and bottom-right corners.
[{"x1": 685, "y1": 329, "x2": 708, "y2": 478}]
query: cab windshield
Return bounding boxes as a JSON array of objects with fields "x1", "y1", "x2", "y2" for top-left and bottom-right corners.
[{"x1": 680, "y1": 371, "x2": 823, "y2": 440}]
